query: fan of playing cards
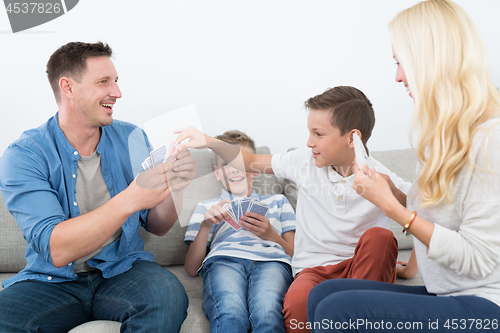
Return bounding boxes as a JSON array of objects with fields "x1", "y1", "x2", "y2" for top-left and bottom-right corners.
[
  {"x1": 222, "y1": 197, "x2": 269, "y2": 231},
  {"x1": 142, "y1": 141, "x2": 181, "y2": 170}
]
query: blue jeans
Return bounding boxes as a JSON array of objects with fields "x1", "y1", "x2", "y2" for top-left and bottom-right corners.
[
  {"x1": 0, "y1": 260, "x2": 188, "y2": 333},
  {"x1": 307, "y1": 279, "x2": 500, "y2": 332},
  {"x1": 200, "y1": 256, "x2": 292, "y2": 333}
]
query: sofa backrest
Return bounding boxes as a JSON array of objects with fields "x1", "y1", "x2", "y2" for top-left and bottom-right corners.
[
  {"x1": 0, "y1": 147, "x2": 418, "y2": 272},
  {"x1": 0, "y1": 156, "x2": 28, "y2": 272}
]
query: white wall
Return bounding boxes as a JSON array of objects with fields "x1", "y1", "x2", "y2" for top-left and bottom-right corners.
[{"x1": 1, "y1": 0, "x2": 499, "y2": 154}]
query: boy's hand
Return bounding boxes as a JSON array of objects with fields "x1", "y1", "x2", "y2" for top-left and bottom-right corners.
[
  {"x1": 239, "y1": 212, "x2": 276, "y2": 241},
  {"x1": 174, "y1": 127, "x2": 210, "y2": 150},
  {"x1": 203, "y1": 200, "x2": 231, "y2": 228}
]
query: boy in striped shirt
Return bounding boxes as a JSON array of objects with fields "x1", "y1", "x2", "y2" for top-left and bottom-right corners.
[{"x1": 184, "y1": 130, "x2": 296, "y2": 333}]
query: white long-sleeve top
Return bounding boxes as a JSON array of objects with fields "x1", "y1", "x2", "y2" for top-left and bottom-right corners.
[{"x1": 409, "y1": 116, "x2": 500, "y2": 307}]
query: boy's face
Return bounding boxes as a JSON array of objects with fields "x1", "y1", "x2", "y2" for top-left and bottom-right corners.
[
  {"x1": 214, "y1": 144, "x2": 256, "y2": 197},
  {"x1": 306, "y1": 109, "x2": 356, "y2": 175}
]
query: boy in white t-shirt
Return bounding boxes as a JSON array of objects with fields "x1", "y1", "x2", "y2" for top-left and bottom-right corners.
[
  {"x1": 184, "y1": 130, "x2": 296, "y2": 333},
  {"x1": 176, "y1": 86, "x2": 411, "y2": 333}
]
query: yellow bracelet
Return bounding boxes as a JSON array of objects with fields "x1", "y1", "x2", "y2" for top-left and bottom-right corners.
[{"x1": 403, "y1": 211, "x2": 417, "y2": 233}]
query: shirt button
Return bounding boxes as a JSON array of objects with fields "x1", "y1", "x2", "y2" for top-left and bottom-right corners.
[
  {"x1": 72, "y1": 174, "x2": 76, "y2": 179},
  {"x1": 73, "y1": 202, "x2": 78, "y2": 206},
  {"x1": 340, "y1": 180, "x2": 346, "y2": 184},
  {"x1": 47, "y1": 276, "x2": 52, "y2": 281},
  {"x1": 68, "y1": 263, "x2": 72, "y2": 266},
  {"x1": 338, "y1": 195, "x2": 344, "y2": 200},
  {"x1": 73, "y1": 151, "x2": 78, "y2": 156}
]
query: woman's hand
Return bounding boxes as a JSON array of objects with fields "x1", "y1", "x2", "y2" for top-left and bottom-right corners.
[{"x1": 352, "y1": 161, "x2": 401, "y2": 214}]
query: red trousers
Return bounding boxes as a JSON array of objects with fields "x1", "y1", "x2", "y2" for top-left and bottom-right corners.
[{"x1": 283, "y1": 227, "x2": 398, "y2": 333}]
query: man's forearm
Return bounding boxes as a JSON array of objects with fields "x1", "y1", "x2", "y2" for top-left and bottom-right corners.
[
  {"x1": 146, "y1": 190, "x2": 183, "y2": 236},
  {"x1": 49, "y1": 190, "x2": 136, "y2": 268}
]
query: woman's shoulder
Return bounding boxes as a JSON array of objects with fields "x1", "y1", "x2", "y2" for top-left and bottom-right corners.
[
  {"x1": 473, "y1": 116, "x2": 500, "y2": 144},
  {"x1": 469, "y1": 116, "x2": 500, "y2": 164}
]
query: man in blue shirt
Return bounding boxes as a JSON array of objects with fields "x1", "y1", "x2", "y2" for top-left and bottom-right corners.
[{"x1": 0, "y1": 42, "x2": 195, "y2": 332}]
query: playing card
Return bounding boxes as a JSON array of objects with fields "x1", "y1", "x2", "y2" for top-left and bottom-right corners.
[
  {"x1": 230, "y1": 198, "x2": 242, "y2": 221},
  {"x1": 353, "y1": 133, "x2": 368, "y2": 171},
  {"x1": 222, "y1": 203, "x2": 237, "y2": 221},
  {"x1": 222, "y1": 203, "x2": 242, "y2": 230},
  {"x1": 144, "y1": 157, "x2": 153, "y2": 170},
  {"x1": 248, "y1": 201, "x2": 269, "y2": 217},
  {"x1": 240, "y1": 198, "x2": 253, "y2": 216},
  {"x1": 150, "y1": 144, "x2": 167, "y2": 167},
  {"x1": 237, "y1": 200, "x2": 243, "y2": 221},
  {"x1": 163, "y1": 141, "x2": 181, "y2": 163}
]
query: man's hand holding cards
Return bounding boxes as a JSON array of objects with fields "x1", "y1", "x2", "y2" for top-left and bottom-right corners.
[
  {"x1": 142, "y1": 141, "x2": 181, "y2": 170},
  {"x1": 139, "y1": 140, "x2": 196, "y2": 196}
]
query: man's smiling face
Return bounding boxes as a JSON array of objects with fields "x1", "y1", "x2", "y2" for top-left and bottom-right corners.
[{"x1": 71, "y1": 56, "x2": 122, "y2": 128}]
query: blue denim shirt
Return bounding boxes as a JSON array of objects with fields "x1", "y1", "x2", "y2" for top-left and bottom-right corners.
[{"x1": 0, "y1": 113, "x2": 155, "y2": 288}]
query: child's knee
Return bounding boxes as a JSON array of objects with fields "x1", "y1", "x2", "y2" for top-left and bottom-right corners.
[{"x1": 361, "y1": 227, "x2": 397, "y2": 247}]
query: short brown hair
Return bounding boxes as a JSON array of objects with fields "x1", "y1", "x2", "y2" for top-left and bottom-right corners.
[
  {"x1": 46, "y1": 41, "x2": 113, "y2": 101},
  {"x1": 305, "y1": 86, "x2": 375, "y2": 145},
  {"x1": 215, "y1": 130, "x2": 256, "y2": 152},
  {"x1": 213, "y1": 130, "x2": 256, "y2": 167}
]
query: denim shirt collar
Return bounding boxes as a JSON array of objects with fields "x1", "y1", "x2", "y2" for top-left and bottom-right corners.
[{"x1": 53, "y1": 112, "x2": 110, "y2": 161}]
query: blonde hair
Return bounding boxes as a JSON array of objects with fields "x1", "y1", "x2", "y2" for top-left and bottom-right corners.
[{"x1": 390, "y1": 0, "x2": 500, "y2": 207}]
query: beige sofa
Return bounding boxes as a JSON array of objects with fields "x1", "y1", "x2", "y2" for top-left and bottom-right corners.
[{"x1": 0, "y1": 147, "x2": 422, "y2": 333}]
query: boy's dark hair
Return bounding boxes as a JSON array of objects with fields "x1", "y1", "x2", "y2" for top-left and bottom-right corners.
[
  {"x1": 46, "y1": 41, "x2": 113, "y2": 101},
  {"x1": 305, "y1": 86, "x2": 375, "y2": 145},
  {"x1": 213, "y1": 130, "x2": 256, "y2": 167}
]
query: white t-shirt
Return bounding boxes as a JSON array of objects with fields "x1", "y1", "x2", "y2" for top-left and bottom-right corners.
[{"x1": 272, "y1": 147, "x2": 411, "y2": 275}]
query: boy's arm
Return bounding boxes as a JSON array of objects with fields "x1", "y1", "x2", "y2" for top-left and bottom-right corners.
[
  {"x1": 184, "y1": 199, "x2": 230, "y2": 277},
  {"x1": 279, "y1": 231, "x2": 295, "y2": 258},
  {"x1": 175, "y1": 127, "x2": 274, "y2": 174},
  {"x1": 378, "y1": 171, "x2": 407, "y2": 207},
  {"x1": 184, "y1": 221, "x2": 212, "y2": 277},
  {"x1": 396, "y1": 247, "x2": 418, "y2": 279},
  {"x1": 365, "y1": 159, "x2": 408, "y2": 208}
]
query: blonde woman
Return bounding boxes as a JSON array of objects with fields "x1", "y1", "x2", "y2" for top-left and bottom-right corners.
[{"x1": 307, "y1": 1, "x2": 500, "y2": 332}]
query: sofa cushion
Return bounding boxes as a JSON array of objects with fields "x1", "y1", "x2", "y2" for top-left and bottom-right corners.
[
  {"x1": 67, "y1": 321, "x2": 121, "y2": 333},
  {"x1": 0, "y1": 193, "x2": 27, "y2": 273}
]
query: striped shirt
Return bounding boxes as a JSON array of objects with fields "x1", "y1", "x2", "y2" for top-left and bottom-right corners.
[{"x1": 184, "y1": 189, "x2": 296, "y2": 270}]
